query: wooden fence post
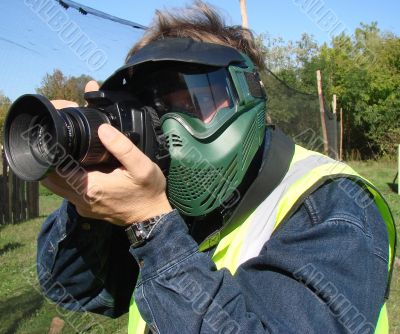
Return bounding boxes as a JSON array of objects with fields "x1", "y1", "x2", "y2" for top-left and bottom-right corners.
[
  {"x1": 13, "y1": 173, "x2": 19, "y2": 223},
  {"x1": 0, "y1": 175, "x2": 3, "y2": 225},
  {"x1": 7, "y1": 163, "x2": 13, "y2": 223},
  {"x1": 22, "y1": 179, "x2": 27, "y2": 221},
  {"x1": 339, "y1": 108, "x2": 344, "y2": 161},
  {"x1": 34, "y1": 182, "x2": 39, "y2": 217},
  {"x1": 332, "y1": 94, "x2": 338, "y2": 160},
  {"x1": 27, "y1": 182, "x2": 39, "y2": 219},
  {"x1": 316, "y1": 70, "x2": 329, "y2": 156},
  {"x1": 1, "y1": 148, "x2": 40, "y2": 224},
  {"x1": 1, "y1": 149, "x2": 5, "y2": 225}
]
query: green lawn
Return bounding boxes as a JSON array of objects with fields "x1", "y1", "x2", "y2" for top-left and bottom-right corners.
[
  {"x1": 0, "y1": 160, "x2": 399, "y2": 333},
  {"x1": 0, "y1": 190, "x2": 128, "y2": 334}
]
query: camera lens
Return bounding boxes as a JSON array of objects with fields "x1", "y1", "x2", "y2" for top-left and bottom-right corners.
[
  {"x1": 4, "y1": 94, "x2": 111, "y2": 181},
  {"x1": 28, "y1": 115, "x2": 57, "y2": 165}
]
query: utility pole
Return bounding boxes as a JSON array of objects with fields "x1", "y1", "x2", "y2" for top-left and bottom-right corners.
[{"x1": 239, "y1": 0, "x2": 249, "y2": 28}]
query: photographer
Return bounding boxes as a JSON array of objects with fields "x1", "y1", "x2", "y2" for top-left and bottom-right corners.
[{"x1": 37, "y1": 2, "x2": 395, "y2": 333}]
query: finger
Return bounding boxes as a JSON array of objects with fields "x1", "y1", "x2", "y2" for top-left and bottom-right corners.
[
  {"x1": 85, "y1": 80, "x2": 100, "y2": 93},
  {"x1": 51, "y1": 100, "x2": 79, "y2": 109},
  {"x1": 98, "y1": 124, "x2": 152, "y2": 174}
]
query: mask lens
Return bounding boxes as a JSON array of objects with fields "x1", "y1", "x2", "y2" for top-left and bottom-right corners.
[{"x1": 135, "y1": 64, "x2": 235, "y2": 123}]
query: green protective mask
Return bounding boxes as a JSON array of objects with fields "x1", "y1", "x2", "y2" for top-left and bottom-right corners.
[
  {"x1": 162, "y1": 59, "x2": 266, "y2": 216},
  {"x1": 101, "y1": 39, "x2": 267, "y2": 216}
]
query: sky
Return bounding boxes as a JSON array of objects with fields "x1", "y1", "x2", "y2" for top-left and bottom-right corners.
[
  {"x1": 0, "y1": 0, "x2": 399, "y2": 101},
  {"x1": 76, "y1": 0, "x2": 400, "y2": 43}
]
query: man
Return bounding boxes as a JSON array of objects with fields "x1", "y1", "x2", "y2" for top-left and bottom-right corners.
[{"x1": 38, "y1": 2, "x2": 396, "y2": 333}]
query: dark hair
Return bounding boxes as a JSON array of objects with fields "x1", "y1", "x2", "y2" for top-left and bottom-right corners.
[{"x1": 125, "y1": 1, "x2": 265, "y2": 70}]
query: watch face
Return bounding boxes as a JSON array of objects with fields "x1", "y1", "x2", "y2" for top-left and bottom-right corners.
[{"x1": 125, "y1": 225, "x2": 143, "y2": 247}]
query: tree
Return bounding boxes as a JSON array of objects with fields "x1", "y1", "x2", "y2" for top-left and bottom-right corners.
[
  {"x1": 259, "y1": 23, "x2": 400, "y2": 158},
  {"x1": 259, "y1": 32, "x2": 319, "y2": 90},
  {"x1": 0, "y1": 91, "x2": 12, "y2": 144},
  {"x1": 36, "y1": 69, "x2": 94, "y2": 106},
  {"x1": 258, "y1": 33, "x2": 323, "y2": 144},
  {"x1": 320, "y1": 23, "x2": 400, "y2": 157}
]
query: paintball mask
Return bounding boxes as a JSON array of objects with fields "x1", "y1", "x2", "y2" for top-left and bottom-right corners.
[{"x1": 104, "y1": 38, "x2": 268, "y2": 216}]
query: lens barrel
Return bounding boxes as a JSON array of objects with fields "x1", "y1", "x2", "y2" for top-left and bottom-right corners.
[{"x1": 4, "y1": 94, "x2": 110, "y2": 181}]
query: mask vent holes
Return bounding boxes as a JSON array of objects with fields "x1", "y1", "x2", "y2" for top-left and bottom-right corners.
[
  {"x1": 200, "y1": 154, "x2": 238, "y2": 210},
  {"x1": 165, "y1": 133, "x2": 183, "y2": 148},
  {"x1": 256, "y1": 109, "x2": 265, "y2": 128},
  {"x1": 168, "y1": 165, "x2": 222, "y2": 202},
  {"x1": 242, "y1": 119, "x2": 257, "y2": 168}
]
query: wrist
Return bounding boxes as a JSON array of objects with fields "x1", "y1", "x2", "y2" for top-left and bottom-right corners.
[
  {"x1": 129, "y1": 210, "x2": 198, "y2": 280},
  {"x1": 125, "y1": 195, "x2": 173, "y2": 225},
  {"x1": 125, "y1": 212, "x2": 170, "y2": 248}
]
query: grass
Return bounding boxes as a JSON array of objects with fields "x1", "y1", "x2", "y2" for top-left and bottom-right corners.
[
  {"x1": 0, "y1": 161, "x2": 399, "y2": 333},
  {"x1": 0, "y1": 188, "x2": 128, "y2": 334}
]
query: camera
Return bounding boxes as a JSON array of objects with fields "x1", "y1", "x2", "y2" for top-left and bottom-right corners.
[{"x1": 3, "y1": 90, "x2": 169, "y2": 181}]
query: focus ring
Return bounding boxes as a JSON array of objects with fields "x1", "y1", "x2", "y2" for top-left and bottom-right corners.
[{"x1": 80, "y1": 110, "x2": 111, "y2": 165}]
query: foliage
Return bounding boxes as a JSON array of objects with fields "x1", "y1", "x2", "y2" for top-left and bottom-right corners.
[
  {"x1": 257, "y1": 33, "x2": 324, "y2": 148},
  {"x1": 0, "y1": 91, "x2": 12, "y2": 144},
  {"x1": 260, "y1": 23, "x2": 400, "y2": 158},
  {"x1": 36, "y1": 69, "x2": 94, "y2": 106}
]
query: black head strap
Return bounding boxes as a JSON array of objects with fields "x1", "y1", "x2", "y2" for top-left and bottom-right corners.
[{"x1": 199, "y1": 126, "x2": 295, "y2": 251}]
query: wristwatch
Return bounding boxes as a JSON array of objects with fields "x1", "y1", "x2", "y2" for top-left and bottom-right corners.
[{"x1": 125, "y1": 214, "x2": 167, "y2": 248}]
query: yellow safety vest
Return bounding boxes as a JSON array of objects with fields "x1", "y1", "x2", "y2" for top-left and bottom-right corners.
[{"x1": 128, "y1": 145, "x2": 396, "y2": 334}]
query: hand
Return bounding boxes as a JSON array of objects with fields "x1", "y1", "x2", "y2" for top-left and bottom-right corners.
[
  {"x1": 43, "y1": 81, "x2": 173, "y2": 225},
  {"x1": 42, "y1": 124, "x2": 173, "y2": 226}
]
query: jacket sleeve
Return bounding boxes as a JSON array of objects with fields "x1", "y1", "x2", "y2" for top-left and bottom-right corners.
[
  {"x1": 130, "y1": 179, "x2": 389, "y2": 333},
  {"x1": 37, "y1": 199, "x2": 139, "y2": 318}
]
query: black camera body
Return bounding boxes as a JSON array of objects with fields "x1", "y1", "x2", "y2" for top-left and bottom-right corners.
[
  {"x1": 3, "y1": 90, "x2": 169, "y2": 181},
  {"x1": 84, "y1": 90, "x2": 169, "y2": 166}
]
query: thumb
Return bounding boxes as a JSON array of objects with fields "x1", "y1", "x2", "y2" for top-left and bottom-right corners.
[
  {"x1": 85, "y1": 80, "x2": 100, "y2": 93},
  {"x1": 98, "y1": 124, "x2": 151, "y2": 173},
  {"x1": 51, "y1": 100, "x2": 79, "y2": 109}
]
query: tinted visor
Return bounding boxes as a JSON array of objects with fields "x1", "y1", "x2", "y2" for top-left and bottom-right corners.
[{"x1": 132, "y1": 64, "x2": 236, "y2": 124}]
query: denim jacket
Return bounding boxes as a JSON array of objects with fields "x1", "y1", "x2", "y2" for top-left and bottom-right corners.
[{"x1": 37, "y1": 135, "x2": 390, "y2": 333}]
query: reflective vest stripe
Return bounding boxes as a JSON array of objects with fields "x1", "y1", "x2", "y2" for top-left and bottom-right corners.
[
  {"x1": 376, "y1": 304, "x2": 389, "y2": 334},
  {"x1": 129, "y1": 296, "x2": 147, "y2": 334},
  {"x1": 365, "y1": 185, "x2": 396, "y2": 270},
  {"x1": 128, "y1": 145, "x2": 394, "y2": 334},
  {"x1": 238, "y1": 147, "x2": 333, "y2": 265}
]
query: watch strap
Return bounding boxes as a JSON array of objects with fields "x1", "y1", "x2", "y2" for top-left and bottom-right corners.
[{"x1": 125, "y1": 213, "x2": 167, "y2": 248}]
